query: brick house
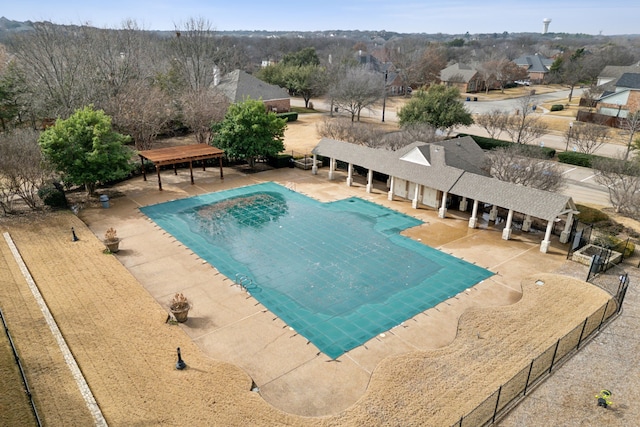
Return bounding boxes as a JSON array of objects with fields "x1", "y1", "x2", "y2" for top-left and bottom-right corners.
[
  {"x1": 216, "y1": 69, "x2": 290, "y2": 113},
  {"x1": 597, "y1": 72, "x2": 640, "y2": 118},
  {"x1": 513, "y1": 54, "x2": 553, "y2": 84},
  {"x1": 439, "y1": 63, "x2": 484, "y2": 93}
]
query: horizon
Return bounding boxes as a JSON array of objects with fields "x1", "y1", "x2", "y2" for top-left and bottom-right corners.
[{"x1": 3, "y1": 1, "x2": 640, "y2": 36}]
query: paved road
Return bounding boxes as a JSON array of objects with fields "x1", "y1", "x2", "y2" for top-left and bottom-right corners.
[{"x1": 294, "y1": 91, "x2": 615, "y2": 208}]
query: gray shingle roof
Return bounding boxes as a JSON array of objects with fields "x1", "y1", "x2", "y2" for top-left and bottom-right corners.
[
  {"x1": 513, "y1": 54, "x2": 553, "y2": 73},
  {"x1": 615, "y1": 73, "x2": 640, "y2": 90},
  {"x1": 216, "y1": 69, "x2": 289, "y2": 103},
  {"x1": 440, "y1": 63, "x2": 478, "y2": 83},
  {"x1": 312, "y1": 137, "x2": 573, "y2": 221}
]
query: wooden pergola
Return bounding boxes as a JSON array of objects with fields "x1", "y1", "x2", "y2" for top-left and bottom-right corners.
[{"x1": 138, "y1": 144, "x2": 225, "y2": 191}]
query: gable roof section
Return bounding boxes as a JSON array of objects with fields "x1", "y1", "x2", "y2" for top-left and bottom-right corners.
[
  {"x1": 400, "y1": 146, "x2": 431, "y2": 166},
  {"x1": 513, "y1": 54, "x2": 553, "y2": 73},
  {"x1": 440, "y1": 63, "x2": 478, "y2": 83},
  {"x1": 450, "y1": 174, "x2": 572, "y2": 221},
  {"x1": 615, "y1": 73, "x2": 640, "y2": 90},
  {"x1": 216, "y1": 69, "x2": 289, "y2": 103}
]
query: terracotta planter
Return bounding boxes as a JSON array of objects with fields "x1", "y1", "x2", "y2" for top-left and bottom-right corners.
[
  {"x1": 171, "y1": 306, "x2": 190, "y2": 323},
  {"x1": 104, "y1": 238, "x2": 120, "y2": 253}
]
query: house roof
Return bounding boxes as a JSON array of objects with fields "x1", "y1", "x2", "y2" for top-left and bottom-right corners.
[
  {"x1": 216, "y1": 69, "x2": 289, "y2": 103},
  {"x1": 440, "y1": 63, "x2": 478, "y2": 83},
  {"x1": 312, "y1": 137, "x2": 574, "y2": 221},
  {"x1": 513, "y1": 54, "x2": 553, "y2": 73},
  {"x1": 615, "y1": 73, "x2": 640, "y2": 90}
]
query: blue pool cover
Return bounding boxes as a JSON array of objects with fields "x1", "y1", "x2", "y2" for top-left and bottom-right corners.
[{"x1": 140, "y1": 182, "x2": 493, "y2": 359}]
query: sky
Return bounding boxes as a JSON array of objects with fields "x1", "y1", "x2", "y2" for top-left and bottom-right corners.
[{"x1": 3, "y1": 1, "x2": 639, "y2": 35}]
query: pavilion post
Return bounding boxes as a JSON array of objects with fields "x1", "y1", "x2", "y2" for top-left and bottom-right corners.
[
  {"x1": 140, "y1": 155, "x2": 147, "y2": 181},
  {"x1": 189, "y1": 161, "x2": 194, "y2": 185},
  {"x1": 156, "y1": 165, "x2": 163, "y2": 191},
  {"x1": 202, "y1": 159, "x2": 206, "y2": 171},
  {"x1": 173, "y1": 163, "x2": 177, "y2": 175},
  {"x1": 218, "y1": 157, "x2": 224, "y2": 179}
]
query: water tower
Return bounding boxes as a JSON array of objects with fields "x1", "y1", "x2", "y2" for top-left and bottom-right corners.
[{"x1": 542, "y1": 18, "x2": 552, "y2": 34}]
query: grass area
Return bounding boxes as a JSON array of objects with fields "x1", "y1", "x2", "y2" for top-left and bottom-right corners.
[{"x1": 0, "y1": 329, "x2": 37, "y2": 426}]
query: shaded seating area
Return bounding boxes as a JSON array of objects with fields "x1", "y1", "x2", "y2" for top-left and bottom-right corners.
[{"x1": 138, "y1": 144, "x2": 225, "y2": 190}]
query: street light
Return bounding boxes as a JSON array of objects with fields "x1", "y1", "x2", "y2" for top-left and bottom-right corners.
[
  {"x1": 565, "y1": 121, "x2": 574, "y2": 152},
  {"x1": 382, "y1": 70, "x2": 388, "y2": 122}
]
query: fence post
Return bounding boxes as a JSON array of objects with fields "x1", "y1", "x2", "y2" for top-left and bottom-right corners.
[
  {"x1": 549, "y1": 339, "x2": 560, "y2": 374},
  {"x1": 598, "y1": 300, "x2": 610, "y2": 332},
  {"x1": 492, "y1": 386, "x2": 503, "y2": 423},
  {"x1": 458, "y1": 415, "x2": 463, "y2": 427},
  {"x1": 576, "y1": 317, "x2": 588, "y2": 350},
  {"x1": 524, "y1": 359, "x2": 534, "y2": 395}
]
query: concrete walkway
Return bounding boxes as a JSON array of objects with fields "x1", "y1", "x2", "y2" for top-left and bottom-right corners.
[{"x1": 81, "y1": 164, "x2": 575, "y2": 417}]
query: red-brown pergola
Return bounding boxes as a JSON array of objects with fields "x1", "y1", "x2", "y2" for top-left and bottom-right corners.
[{"x1": 138, "y1": 144, "x2": 225, "y2": 191}]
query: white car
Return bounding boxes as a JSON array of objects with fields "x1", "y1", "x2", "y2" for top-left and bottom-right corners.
[{"x1": 515, "y1": 80, "x2": 531, "y2": 86}]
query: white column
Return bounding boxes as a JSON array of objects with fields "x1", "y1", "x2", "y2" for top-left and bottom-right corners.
[
  {"x1": 387, "y1": 176, "x2": 395, "y2": 201},
  {"x1": 438, "y1": 191, "x2": 448, "y2": 218},
  {"x1": 459, "y1": 196, "x2": 468, "y2": 212},
  {"x1": 522, "y1": 215, "x2": 532, "y2": 232},
  {"x1": 469, "y1": 199, "x2": 479, "y2": 228},
  {"x1": 488, "y1": 205, "x2": 498, "y2": 221},
  {"x1": 502, "y1": 209, "x2": 514, "y2": 240},
  {"x1": 366, "y1": 169, "x2": 373, "y2": 193},
  {"x1": 412, "y1": 184, "x2": 421, "y2": 209},
  {"x1": 312, "y1": 154, "x2": 318, "y2": 175},
  {"x1": 328, "y1": 157, "x2": 335, "y2": 180},
  {"x1": 560, "y1": 212, "x2": 574, "y2": 244},
  {"x1": 540, "y1": 219, "x2": 554, "y2": 253},
  {"x1": 346, "y1": 163, "x2": 353, "y2": 186}
]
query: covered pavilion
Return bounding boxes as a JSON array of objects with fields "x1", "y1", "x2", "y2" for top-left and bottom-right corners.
[
  {"x1": 138, "y1": 144, "x2": 225, "y2": 190},
  {"x1": 312, "y1": 136, "x2": 578, "y2": 253}
]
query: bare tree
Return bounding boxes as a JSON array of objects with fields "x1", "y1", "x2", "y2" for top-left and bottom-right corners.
[
  {"x1": 9, "y1": 22, "x2": 93, "y2": 118},
  {"x1": 329, "y1": 67, "x2": 383, "y2": 122},
  {"x1": 593, "y1": 156, "x2": 640, "y2": 217},
  {"x1": 0, "y1": 128, "x2": 53, "y2": 213},
  {"x1": 476, "y1": 109, "x2": 509, "y2": 139},
  {"x1": 106, "y1": 80, "x2": 172, "y2": 150},
  {"x1": 620, "y1": 111, "x2": 640, "y2": 160},
  {"x1": 565, "y1": 122, "x2": 609, "y2": 154},
  {"x1": 179, "y1": 88, "x2": 229, "y2": 144},
  {"x1": 171, "y1": 18, "x2": 220, "y2": 91},
  {"x1": 486, "y1": 145, "x2": 564, "y2": 191},
  {"x1": 503, "y1": 93, "x2": 548, "y2": 144},
  {"x1": 317, "y1": 117, "x2": 386, "y2": 145}
]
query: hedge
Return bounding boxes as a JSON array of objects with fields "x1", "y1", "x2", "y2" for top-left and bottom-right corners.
[
  {"x1": 550, "y1": 104, "x2": 564, "y2": 111},
  {"x1": 267, "y1": 153, "x2": 293, "y2": 168},
  {"x1": 276, "y1": 112, "x2": 298, "y2": 122},
  {"x1": 459, "y1": 134, "x2": 555, "y2": 158}
]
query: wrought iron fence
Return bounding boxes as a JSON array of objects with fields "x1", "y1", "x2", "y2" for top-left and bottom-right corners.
[{"x1": 452, "y1": 276, "x2": 627, "y2": 427}]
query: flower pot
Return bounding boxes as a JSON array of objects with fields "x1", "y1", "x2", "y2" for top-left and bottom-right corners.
[
  {"x1": 104, "y1": 238, "x2": 120, "y2": 253},
  {"x1": 171, "y1": 306, "x2": 190, "y2": 323}
]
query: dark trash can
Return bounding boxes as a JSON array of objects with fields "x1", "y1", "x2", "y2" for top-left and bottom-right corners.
[{"x1": 99, "y1": 194, "x2": 110, "y2": 208}]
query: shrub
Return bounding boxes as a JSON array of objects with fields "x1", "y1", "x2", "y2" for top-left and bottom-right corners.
[
  {"x1": 38, "y1": 182, "x2": 67, "y2": 209},
  {"x1": 575, "y1": 204, "x2": 610, "y2": 224},
  {"x1": 557, "y1": 151, "x2": 594, "y2": 168},
  {"x1": 267, "y1": 153, "x2": 293, "y2": 168},
  {"x1": 276, "y1": 112, "x2": 298, "y2": 122},
  {"x1": 550, "y1": 104, "x2": 564, "y2": 111}
]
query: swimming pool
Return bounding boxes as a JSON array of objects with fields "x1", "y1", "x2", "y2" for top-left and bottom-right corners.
[{"x1": 141, "y1": 182, "x2": 493, "y2": 359}]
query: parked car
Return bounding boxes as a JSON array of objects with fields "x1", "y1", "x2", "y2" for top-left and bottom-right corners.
[{"x1": 515, "y1": 80, "x2": 531, "y2": 86}]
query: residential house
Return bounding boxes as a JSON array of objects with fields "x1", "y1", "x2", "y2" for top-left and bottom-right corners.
[
  {"x1": 596, "y1": 63, "x2": 640, "y2": 88},
  {"x1": 357, "y1": 51, "x2": 409, "y2": 96},
  {"x1": 215, "y1": 69, "x2": 291, "y2": 113},
  {"x1": 596, "y1": 72, "x2": 640, "y2": 118},
  {"x1": 440, "y1": 63, "x2": 484, "y2": 93},
  {"x1": 513, "y1": 54, "x2": 553, "y2": 84}
]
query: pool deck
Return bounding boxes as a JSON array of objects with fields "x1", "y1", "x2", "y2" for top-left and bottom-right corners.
[{"x1": 80, "y1": 165, "x2": 570, "y2": 417}]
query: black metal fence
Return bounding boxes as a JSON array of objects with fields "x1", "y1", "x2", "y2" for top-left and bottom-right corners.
[
  {"x1": 0, "y1": 307, "x2": 42, "y2": 426},
  {"x1": 566, "y1": 220, "x2": 593, "y2": 260},
  {"x1": 452, "y1": 276, "x2": 627, "y2": 427}
]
